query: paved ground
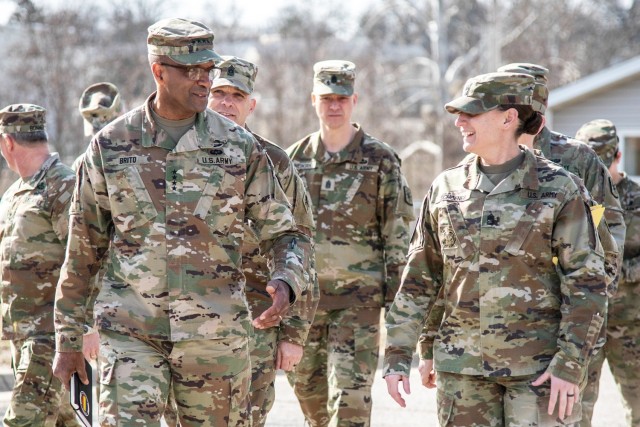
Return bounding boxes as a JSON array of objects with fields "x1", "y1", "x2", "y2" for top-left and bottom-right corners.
[
  {"x1": 0, "y1": 362, "x2": 627, "y2": 425},
  {"x1": 265, "y1": 362, "x2": 628, "y2": 427}
]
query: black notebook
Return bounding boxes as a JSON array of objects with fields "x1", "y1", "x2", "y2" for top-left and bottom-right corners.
[{"x1": 70, "y1": 359, "x2": 96, "y2": 427}]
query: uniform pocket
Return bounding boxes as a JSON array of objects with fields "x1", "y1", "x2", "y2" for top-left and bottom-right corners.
[
  {"x1": 194, "y1": 170, "x2": 241, "y2": 237},
  {"x1": 536, "y1": 396, "x2": 582, "y2": 425},
  {"x1": 109, "y1": 167, "x2": 157, "y2": 233},
  {"x1": 437, "y1": 388, "x2": 455, "y2": 426}
]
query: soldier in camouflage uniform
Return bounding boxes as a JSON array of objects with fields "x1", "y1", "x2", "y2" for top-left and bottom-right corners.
[
  {"x1": 73, "y1": 81, "x2": 124, "y2": 172},
  {"x1": 496, "y1": 63, "x2": 624, "y2": 290},
  {"x1": 0, "y1": 104, "x2": 80, "y2": 426},
  {"x1": 207, "y1": 55, "x2": 318, "y2": 427},
  {"x1": 416, "y1": 63, "x2": 624, "y2": 402},
  {"x1": 384, "y1": 72, "x2": 607, "y2": 426},
  {"x1": 287, "y1": 60, "x2": 415, "y2": 427},
  {"x1": 52, "y1": 18, "x2": 308, "y2": 427},
  {"x1": 575, "y1": 119, "x2": 640, "y2": 427}
]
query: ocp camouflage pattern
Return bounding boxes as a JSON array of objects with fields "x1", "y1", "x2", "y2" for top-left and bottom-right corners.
[
  {"x1": 0, "y1": 154, "x2": 74, "y2": 340},
  {"x1": 287, "y1": 123, "x2": 414, "y2": 311},
  {"x1": 243, "y1": 130, "x2": 318, "y2": 347},
  {"x1": 385, "y1": 148, "x2": 607, "y2": 385},
  {"x1": 54, "y1": 93, "x2": 308, "y2": 351}
]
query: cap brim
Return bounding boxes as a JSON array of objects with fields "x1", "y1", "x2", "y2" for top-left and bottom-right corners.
[
  {"x1": 312, "y1": 83, "x2": 353, "y2": 96},
  {"x1": 444, "y1": 96, "x2": 498, "y2": 115},
  {"x1": 170, "y1": 49, "x2": 223, "y2": 66},
  {"x1": 210, "y1": 79, "x2": 252, "y2": 95}
]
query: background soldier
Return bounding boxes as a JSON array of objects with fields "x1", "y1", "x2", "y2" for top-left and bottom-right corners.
[
  {"x1": 52, "y1": 18, "x2": 307, "y2": 426},
  {"x1": 286, "y1": 60, "x2": 415, "y2": 426},
  {"x1": 208, "y1": 55, "x2": 318, "y2": 427},
  {"x1": 73, "y1": 81, "x2": 123, "y2": 171},
  {"x1": 575, "y1": 119, "x2": 640, "y2": 427},
  {"x1": 0, "y1": 104, "x2": 79, "y2": 426}
]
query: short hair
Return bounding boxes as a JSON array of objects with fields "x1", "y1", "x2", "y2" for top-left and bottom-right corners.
[{"x1": 2, "y1": 130, "x2": 48, "y2": 144}]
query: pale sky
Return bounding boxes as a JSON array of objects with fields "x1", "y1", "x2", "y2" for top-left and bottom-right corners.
[{"x1": 0, "y1": 0, "x2": 370, "y2": 28}]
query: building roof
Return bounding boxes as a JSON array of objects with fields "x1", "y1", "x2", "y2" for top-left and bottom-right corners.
[{"x1": 548, "y1": 55, "x2": 640, "y2": 109}]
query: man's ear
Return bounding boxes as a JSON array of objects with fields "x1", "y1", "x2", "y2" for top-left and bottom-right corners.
[
  {"x1": 3, "y1": 134, "x2": 15, "y2": 152},
  {"x1": 151, "y1": 62, "x2": 164, "y2": 82}
]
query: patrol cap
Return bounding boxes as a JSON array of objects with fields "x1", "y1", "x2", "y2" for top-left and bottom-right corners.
[
  {"x1": 312, "y1": 60, "x2": 356, "y2": 96},
  {"x1": 0, "y1": 103, "x2": 46, "y2": 134},
  {"x1": 575, "y1": 119, "x2": 619, "y2": 168},
  {"x1": 211, "y1": 56, "x2": 258, "y2": 95},
  {"x1": 147, "y1": 18, "x2": 222, "y2": 66},
  {"x1": 445, "y1": 72, "x2": 535, "y2": 115},
  {"x1": 79, "y1": 82, "x2": 122, "y2": 136},
  {"x1": 497, "y1": 63, "x2": 549, "y2": 113}
]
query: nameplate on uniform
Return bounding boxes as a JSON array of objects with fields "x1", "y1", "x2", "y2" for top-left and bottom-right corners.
[
  {"x1": 116, "y1": 155, "x2": 147, "y2": 165},
  {"x1": 524, "y1": 190, "x2": 558, "y2": 200},
  {"x1": 294, "y1": 160, "x2": 316, "y2": 170},
  {"x1": 438, "y1": 191, "x2": 467, "y2": 202},
  {"x1": 199, "y1": 156, "x2": 235, "y2": 165},
  {"x1": 345, "y1": 162, "x2": 377, "y2": 172}
]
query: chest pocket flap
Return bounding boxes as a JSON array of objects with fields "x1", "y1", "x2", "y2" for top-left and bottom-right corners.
[
  {"x1": 504, "y1": 201, "x2": 544, "y2": 256},
  {"x1": 445, "y1": 203, "x2": 476, "y2": 258}
]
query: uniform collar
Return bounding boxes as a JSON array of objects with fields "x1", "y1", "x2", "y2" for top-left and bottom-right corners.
[
  {"x1": 306, "y1": 123, "x2": 365, "y2": 164},
  {"x1": 464, "y1": 146, "x2": 540, "y2": 194},
  {"x1": 19, "y1": 153, "x2": 59, "y2": 192},
  {"x1": 141, "y1": 92, "x2": 212, "y2": 151}
]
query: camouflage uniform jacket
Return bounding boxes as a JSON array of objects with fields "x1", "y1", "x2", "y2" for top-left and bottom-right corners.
[
  {"x1": 54, "y1": 93, "x2": 307, "y2": 352},
  {"x1": 385, "y1": 148, "x2": 607, "y2": 385},
  {"x1": 535, "y1": 126, "x2": 624, "y2": 294},
  {"x1": 243, "y1": 129, "x2": 319, "y2": 346},
  {"x1": 0, "y1": 154, "x2": 74, "y2": 340},
  {"x1": 287, "y1": 123, "x2": 414, "y2": 310},
  {"x1": 612, "y1": 173, "x2": 640, "y2": 323}
]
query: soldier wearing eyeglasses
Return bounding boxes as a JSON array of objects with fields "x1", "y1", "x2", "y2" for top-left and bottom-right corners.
[{"x1": 52, "y1": 18, "x2": 309, "y2": 426}]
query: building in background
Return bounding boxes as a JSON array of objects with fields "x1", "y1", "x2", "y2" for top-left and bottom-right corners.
[{"x1": 547, "y1": 55, "x2": 640, "y2": 178}]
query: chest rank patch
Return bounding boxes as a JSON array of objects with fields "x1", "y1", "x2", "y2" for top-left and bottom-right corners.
[
  {"x1": 322, "y1": 177, "x2": 335, "y2": 191},
  {"x1": 440, "y1": 224, "x2": 457, "y2": 248}
]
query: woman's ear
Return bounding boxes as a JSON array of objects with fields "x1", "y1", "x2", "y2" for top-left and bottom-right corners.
[{"x1": 503, "y1": 108, "x2": 518, "y2": 127}]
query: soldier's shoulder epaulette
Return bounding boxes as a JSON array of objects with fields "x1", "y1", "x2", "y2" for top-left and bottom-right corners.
[{"x1": 360, "y1": 133, "x2": 402, "y2": 165}]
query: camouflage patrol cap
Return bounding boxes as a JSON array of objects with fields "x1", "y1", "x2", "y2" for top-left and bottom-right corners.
[
  {"x1": 211, "y1": 56, "x2": 258, "y2": 95},
  {"x1": 0, "y1": 104, "x2": 46, "y2": 134},
  {"x1": 497, "y1": 63, "x2": 549, "y2": 113},
  {"x1": 445, "y1": 72, "x2": 535, "y2": 115},
  {"x1": 79, "y1": 82, "x2": 122, "y2": 136},
  {"x1": 312, "y1": 60, "x2": 356, "y2": 96},
  {"x1": 575, "y1": 119, "x2": 619, "y2": 167},
  {"x1": 147, "y1": 18, "x2": 222, "y2": 65}
]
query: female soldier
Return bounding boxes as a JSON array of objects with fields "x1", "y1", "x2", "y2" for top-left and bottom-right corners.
[{"x1": 383, "y1": 72, "x2": 607, "y2": 426}]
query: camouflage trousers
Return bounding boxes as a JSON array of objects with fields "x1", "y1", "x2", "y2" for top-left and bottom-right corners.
[
  {"x1": 98, "y1": 330, "x2": 251, "y2": 427},
  {"x1": 578, "y1": 319, "x2": 640, "y2": 426},
  {"x1": 436, "y1": 371, "x2": 583, "y2": 427},
  {"x1": 287, "y1": 307, "x2": 381, "y2": 427},
  {"x1": 248, "y1": 325, "x2": 279, "y2": 427},
  {"x1": 5, "y1": 335, "x2": 81, "y2": 427}
]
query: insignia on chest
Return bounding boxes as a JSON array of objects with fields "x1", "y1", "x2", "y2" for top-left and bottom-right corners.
[{"x1": 322, "y1": 177, "x2": 335, "y2": 191}]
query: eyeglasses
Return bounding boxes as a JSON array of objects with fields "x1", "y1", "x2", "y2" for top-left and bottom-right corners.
[{"x1": 160, "y1": 63, "x2": 220, "y2": 82}]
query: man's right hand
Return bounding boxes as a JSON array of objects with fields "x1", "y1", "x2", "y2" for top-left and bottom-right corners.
[{"x1": 53, "y1": 351, "x2": 87, "y2": 391}]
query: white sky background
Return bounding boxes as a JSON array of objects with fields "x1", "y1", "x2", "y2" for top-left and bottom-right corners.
[{"x1": 0, "y1": 0, "x2": 371, "y2": 29}]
